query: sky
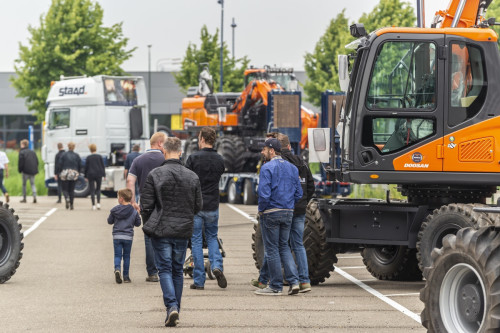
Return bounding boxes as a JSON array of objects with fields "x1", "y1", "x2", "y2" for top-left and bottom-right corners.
[{"x1": 0, "y1": 0, "x2": 450, "y2": 72}]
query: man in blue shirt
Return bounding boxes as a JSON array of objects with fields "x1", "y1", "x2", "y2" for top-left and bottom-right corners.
[{"x1": 255, "y1": 138, "x2": 302, "y2": 296}]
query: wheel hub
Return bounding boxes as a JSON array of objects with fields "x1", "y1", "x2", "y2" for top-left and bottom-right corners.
[{"x1": 458, "y1": 284, "x2": 483, "y2": 323}]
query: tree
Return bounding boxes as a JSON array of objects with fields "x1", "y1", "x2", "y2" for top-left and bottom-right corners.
[
  {"x1": 11, "y1": 0, "x2": 136, "y2": 122},
  {"x1": 303, "y1": 0, "x2": 416, "y2": 107},
  {"x1": 175, "y1": 25, "x2": 250, "y2": 93},
  {"x1": 484, "y1": 2, "x2": 500, "y2": 48}
]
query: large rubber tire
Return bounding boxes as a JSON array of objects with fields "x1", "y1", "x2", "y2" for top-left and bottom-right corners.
[
  {"x1": 215, "y1": 136, "x2": 246, "y2": 172},
  {"x1": 362, "y1": 246, "x2": 422, "y2": 281},
  {"x1": 156, "y1": 125, "x2": 174, "y2": 137},
  {"x1": 420, "y1": 227, "x2": 500, "y2": 332},
  {"x1": 243, "y1": 179, "x2": 257, "y2": 205},
  {"x1": 251, "y1": 220, "x2": 264, "y2": 269},
  {"x1": 183, "y1": 137, "x2": 199, "y2": 164},
  {"x1": 417, "y1": 203, "x2": 492, "y2": 271},
  {"x1": 73, "y1": 176, "x2": 90, "y2": 198},
  {"x1": 0, "y1": 203, "x2": 23, "y2": 283},
  {"x1": 305, "y1": 200, "x2": 337, "y2": 285},
  {"x1": 227, "y1": 179, "x2": 242, "y2": 204}
]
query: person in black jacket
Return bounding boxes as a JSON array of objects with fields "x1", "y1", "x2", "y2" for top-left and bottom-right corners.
[
  {"x1": 85, "y1": 144, "x2": 106, "y2": 210},
  {"x1": 54, "y1": 142, "x2": 65, "y2": 203},
  {"x1": 59, "y1": 142, "x2": 82, "y2": 210},
  {"x1": 18, "y1": 139, "x2": 39, "y2": 203},
  {"x1": 185, "y1": 127, "x2": 227, "y2": 290},
  {"x1": 141, "y1": 137, "x2": 202, "y2": 327}
]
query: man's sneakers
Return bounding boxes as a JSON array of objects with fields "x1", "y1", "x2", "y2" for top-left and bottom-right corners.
[
  {"x1": 165, "y1": 307, "x2": 179, "y2": 327},
  {"x1": 123, "y1": 277, "x2": 131, "y2": 283},
  {"x1": 250, "y1": 279, "x2": 266, "y2": 289},
  {"x1": 299, "y1": 282, "x2": 312, "y2": 293},
  {"x1": 288, "y1": 284, "x2": 300, "y2": 295},
  {"x1": 190, "y1": 283, "x2": 204, "y2": 290},
  {"x1": 212, "y1": 268, "x2": 227, "y2": 288},
  {"x1": 255, "y1": 287, "x2": 282, "y2": 296},
  {"x1": 114, "y1": 270, "x2": 122, "y2": 284},
  {"x1": 145, "y1": 274, "x2": 159, "y2": 282}
]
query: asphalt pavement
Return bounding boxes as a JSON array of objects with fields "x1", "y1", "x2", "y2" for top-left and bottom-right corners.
[{"x1": 0, "y1": 196, "x2": 426, "y2": 332}]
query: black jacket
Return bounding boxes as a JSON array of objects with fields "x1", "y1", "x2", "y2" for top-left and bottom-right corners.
[
  {"x1": 59, "y1": 151, "x2": 82, "y2": 172},
  {"x1": 185, "y1": 148, "x2": 225, "y2": 211},
  {"x1": 140, "y1": 159, "x2": 202, "y2": 239},
  {"x1": 54, "y1": 149, "x2": 65, "y2": 175},
  {"x1": 18, "y1": 147, "x2": 39, "y2": 175},
  {"x1": 84, "y1": 154, "x2": 106, "y2": 179},
  {"x1": 281, "y1": 149, "x2": 315, "y2": 215}
]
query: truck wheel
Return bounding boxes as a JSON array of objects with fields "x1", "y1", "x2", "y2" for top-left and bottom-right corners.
[
  {"x1": 417, "y1": 203, "x2": 492, "y2": 271},
  {"x1": 251, "y1": 220, "x2": 264, "y2": 269},
  {"x1": 305, "y1": 200, "x2": 337, "y2": 285},
  {"x1": 243, "y1": 179, "x2": 256, "y2": 205},
  {"x1": 362, "y1": 246, "x2": 422, "y2": 281},
  {"x1": 420, "y1": 227, "x2": 500, "y2": 332},
  {"x1": 156, "y1": 125, "x2": 174, "y2": 137},
  {"x1": 227, "y1": 179, "x2": 242, "y2": 204},
  {"x1": 183, "y1": 137, "x2": 199, "y2": 163},
  {"x1": 215, "y1": 136, "x2": 246, "y2": 172},
  {"x1": 0, "y1": 203, "x2": 23, "y2": 283},
  {"x1": 73, "y1": 176, "x2": 90, "y2": 198}
]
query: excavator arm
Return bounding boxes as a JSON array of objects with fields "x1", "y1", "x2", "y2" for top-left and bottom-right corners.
[{"x1": 432, "y1": 0, "x2": 493, "y2": 28}]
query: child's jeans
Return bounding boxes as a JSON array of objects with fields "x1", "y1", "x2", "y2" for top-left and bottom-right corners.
[{"x1": 113, "y1": 239, "x2": 133, "y2": 277}]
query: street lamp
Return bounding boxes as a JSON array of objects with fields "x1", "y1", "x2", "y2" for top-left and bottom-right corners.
[
  {"x1": 218, "y1": 0, "x2": 224, "y2": 92},
  {"x1": 148, "y1": 44, "x2": 152, "y2": 113},
  {"x1": 231, "y1": 17, "x2": 237, "y2": 59}
]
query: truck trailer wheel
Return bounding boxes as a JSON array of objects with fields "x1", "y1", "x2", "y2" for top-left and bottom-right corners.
[
  {"x1": 420, "y1": 227, "x2": 500, "y2": 332},
  {"x1": 227, "y1": 179, "x2": 242, "y2": 204},
  {"x1": 0, "y1": 203, "x2": 23, "y2": 283},
  {"x1": 73, "y1": 176, "x2": 90, "y2": 198},
  {"x1": 243, "y1": 179, "x2": 256, "y2": 205},
  {"x1": 183, "y1": 137, "x2": 199, "y2": 163},
  {"x1": 362, "y1": 246, "x2": 422, "y2": 281},
  {"x1": 417, "y1": 203, "x2": 492, "y2": 271}
]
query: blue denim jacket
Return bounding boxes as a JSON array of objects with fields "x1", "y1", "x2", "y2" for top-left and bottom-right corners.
[{"x1": 258, "y1": 156, "x2": 303, "y2": 213}]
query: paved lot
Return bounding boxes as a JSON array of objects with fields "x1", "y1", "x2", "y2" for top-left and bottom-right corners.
[{"x1": 0, "y1": 196, "x2": 426, "y2": 332}]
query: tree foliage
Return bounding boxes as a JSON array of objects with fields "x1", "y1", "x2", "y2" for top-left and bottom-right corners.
[
  {"x1": 304, "y1": 0, "x2": 416, "y2": 107},
  {"x1": 485, "y1": 2, "x2": 500, "y2": 48},
  {"x1": 175, "y1": 25, "x2": 250, "y2": 93},
  {"x1": 11, "y1": 0, "x2": 136, "y2": 122}
]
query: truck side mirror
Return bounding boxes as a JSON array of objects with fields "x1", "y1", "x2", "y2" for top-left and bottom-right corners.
[
  {"x1": 308, "y1": 128, "x2": 330, "y2": 163},
  {"x1": 338, "y1": 55, "x2": 349, "y2": 92}
]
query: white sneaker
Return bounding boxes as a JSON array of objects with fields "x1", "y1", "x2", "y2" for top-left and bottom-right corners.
[
  {"x1": 97, "y1": 203, "x2": 101, "y2": 210},
  {"x1": 92, "y1": 205, "x2": 96, "y2": 211}
]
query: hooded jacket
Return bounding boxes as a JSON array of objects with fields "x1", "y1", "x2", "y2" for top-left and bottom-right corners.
[
  {"x1": 107, "y1": 204, "x2": 141, "y2": 240},
  {"x1": 281, "y1": 149, "x2": 315, "y2": 215},
  {"x1": 18, "y1": 147, "x2": 39, "y2": 175}
]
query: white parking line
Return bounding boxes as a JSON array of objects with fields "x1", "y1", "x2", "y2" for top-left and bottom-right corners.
[
  {"x1": 384, "y1": 292, "x2": 421, "y2": 297},
  {"x1": 24, "y1": 208, "x2": 57, "y2": 237},
  {"x1": 226, "y1": 204, "x2": 258, "y2": 224},
  {"x1": 337, "y1": 266, "x2": 366, "y2": 270}
]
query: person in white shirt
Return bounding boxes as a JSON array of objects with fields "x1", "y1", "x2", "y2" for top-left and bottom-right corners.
[{"x1": 0, "y1": 150, "x2": 10, "y2": 203}]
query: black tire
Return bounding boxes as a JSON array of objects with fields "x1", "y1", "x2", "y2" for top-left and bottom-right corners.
[
  {"x1": 305, "y1": 200, "x2": 337, "y2": 285},
  {"x1": 73, "y1": 176, "x2": 90, "y2": 198},
  {"x1": 206, "y1": 261, "x2": 215, "y2": 280},
  {"x1": 362, "y1": 246, "x2": 422, "y2": 281},
  {"x1": 252, "y1": 220, "x2": 264, "y2": 270},
  {"x1": 417, "y1": 203, "x2": 492, "y2": 271},
  {"x1": 156, "y1": 125, "x2": 174, "y2": 137},
  {"x1": 243, "y1": 179, "x2": 256, "y2": 205},
  {"x1": 215, "y1": 136, "x2": 246, "y2": 172},
  {"x1": 420, "y1": 227, "x2": 500, "y2": 332},
  {"x1": 183, "y1": 137, "x2": 199, "y2": 164},
  {"x1": 0, "y1": 202, "x2": 23, "y2": 284},
  {"x1": 227, "y1": 179, "x2": 242, "y2": 204}
]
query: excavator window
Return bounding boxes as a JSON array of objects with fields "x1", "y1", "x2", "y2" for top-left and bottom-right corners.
[
  {"x1": 366, "y1": 41, "x2": 436, "y2": 110},
  {"x1": 448, "y1": 42, "x2": 487, "y2": 127}
]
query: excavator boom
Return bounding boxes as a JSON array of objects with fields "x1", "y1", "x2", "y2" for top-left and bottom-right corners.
[{"x1": 433, "y1": 0, "x2": 493, "y2": 28}]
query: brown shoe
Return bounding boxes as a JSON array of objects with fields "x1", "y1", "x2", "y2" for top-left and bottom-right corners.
[
  {"x1": 5, "y1": 193, "x2": 9, "y2": 203},
  {"x1": 145, "y1": 274, "x2": 159, "y2": 282}
]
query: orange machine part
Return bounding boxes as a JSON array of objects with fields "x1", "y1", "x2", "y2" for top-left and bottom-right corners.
[
  {"x1": 300, "y1": 109, "x2": 318, "y2": 150},
  {"x1": 375, "y1": 27, "x2": 497, "y2": 42}
]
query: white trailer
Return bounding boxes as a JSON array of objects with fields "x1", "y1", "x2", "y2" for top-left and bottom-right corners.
[{"x1": 41, "y1": 75, "x2": 150, "y2": 197}]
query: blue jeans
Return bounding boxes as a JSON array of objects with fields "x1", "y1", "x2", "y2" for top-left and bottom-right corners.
[
  {"x1": 151, "y1": 237, "x2": 188, "y2": 311},
  {"x1": 289, "y1": 214, "x2": 310, "y2": 283},
  {"x1": 260, "y1": 210, "x2": 298, "y2": 291},
  {"x1": 113, "y1": 239, "x2": 133, "y2": 278},
  {"x1": 191, "y1": 209, "x2": 223, "y2": 286},
  {"x1": 144, "y1": 234, "x2": 158, "y2": 276},
  {"x1": 0, "y1": 169, "x2": 7, "y2": 194}
]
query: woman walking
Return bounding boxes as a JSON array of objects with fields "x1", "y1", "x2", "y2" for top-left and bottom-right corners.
[
  {"x1": 59, "y1": 142, "x2": 82, "y2": 210},
  {"x1": 85, "y1": 144, "x2": 105, "y2": 210}
]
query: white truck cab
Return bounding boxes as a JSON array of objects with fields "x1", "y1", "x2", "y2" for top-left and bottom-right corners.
[{"x1": 42, "y1": 75, "x2": 150, "y2": 197}]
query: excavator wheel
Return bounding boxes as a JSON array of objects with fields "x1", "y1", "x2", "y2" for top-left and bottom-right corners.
[
  {"x1": 0, "y1": 202, "x2": 23, "y2": 283},
  {"x1": 251, "y1": 220, "x2": 264, "y2": 270},
  {"x1": 183, "y1": 137, "x2": 199, "y2": 164},
  {"x1": 215, "y1": 136, "x2": 247, "y2": 172},
  {"x1": 420, "y1": 227, "x2": 500, "y2": 332},
  {"x1": 362, "y1": 246, "x2": 422, "y2": 281},
  {"x1": 417, "y1": 203, "x2": 493, "y2": 272}
]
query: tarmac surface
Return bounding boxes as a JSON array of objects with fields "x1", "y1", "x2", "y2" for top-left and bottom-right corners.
[{"x1": 0, "y1": 196, "x2": 426, "y2": 332}]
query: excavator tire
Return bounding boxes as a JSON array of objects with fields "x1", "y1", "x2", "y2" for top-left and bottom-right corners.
[
  {"x1": 251, "y1": 220, "x2": 264, "y2": 270},
  {"x1": 215, "y1": 136, "x2": 246, "y2": 172},
  {"x1": 362, "y1": 246, "x2": 422, "y2": 281},
  {"x1": 420, "y1": 227, "x2": 500, "y2": 332},
  {"x1": 417, "y1": 203, "x2": 493, "y2": 272},
  {"x1": 0, "y1": 203, "x2": 23, "y2": 284},
  {"x1": 183, "y1": 137, "x2": 199, "y2": 164}
]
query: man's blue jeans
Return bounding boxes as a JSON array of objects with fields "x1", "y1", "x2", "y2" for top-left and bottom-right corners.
[
  {"x1": 289, "y1": 214, "x2": 310, "y2": 283},
  {"x1": 144, "y1": 234, "x2": 158, "y2": 276},
  {"x1": 260, "y1": 210, "x2": 299, "y2": 291},
  {"x1": 151, "y1": 237, "x2": 188, "y2": 311},
  {"x1": 191, "y1": 209, "x2": 223, "y2": 287},
  {"x1": 113, "y1": 239, "x2": 133, "y2": 278}
]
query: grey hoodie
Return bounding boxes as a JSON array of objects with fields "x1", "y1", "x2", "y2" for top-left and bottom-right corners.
[{"x1": 107, "y1": 204, "x2": 141, "y2": 240}]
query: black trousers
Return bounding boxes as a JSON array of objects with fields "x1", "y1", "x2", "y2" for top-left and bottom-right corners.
[
  {"x1": 88, "y1": 177, "x2": 102, "y2": 205},
  {"x1": 62, "y1": 180, "x2": 76, "y2": 205}
]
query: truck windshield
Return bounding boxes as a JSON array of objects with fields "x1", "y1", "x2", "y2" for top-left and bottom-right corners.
[
  {"x1": 48, "y1": 109, "x2": 70, "y2": 130},
  {"x1": 103, "y1": 78, "x2": 138, "y2": 106}
]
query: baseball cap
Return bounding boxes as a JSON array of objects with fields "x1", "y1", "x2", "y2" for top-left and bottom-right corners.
[{"x1": 259, "y1": 138, "x2": 281, "y2": 152}]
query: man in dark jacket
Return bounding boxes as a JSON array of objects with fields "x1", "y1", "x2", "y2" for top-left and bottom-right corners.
[
  {"x1": 140, "y1": 137, "x2": 202, "y2": 327},
  {"x1": 18, "y1": 139, "x2": 39, "y2": 203},
  {"x1": 185, "y1": 127, "x2": 226, "y2": 290},
  {"x1": 54, "y1": 143, "x2": 65, "y2": 203}
]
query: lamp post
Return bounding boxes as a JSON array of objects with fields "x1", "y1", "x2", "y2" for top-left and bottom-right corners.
[
  {"x1": 218, "y1": 0, "x2": 224, "y2": 92},
  {"x1": 148, "y1": 44, "x2": 152, "y2": 113},
  {"x1": 231, "y1": 17, "x2": 237, "y2": 59}
]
